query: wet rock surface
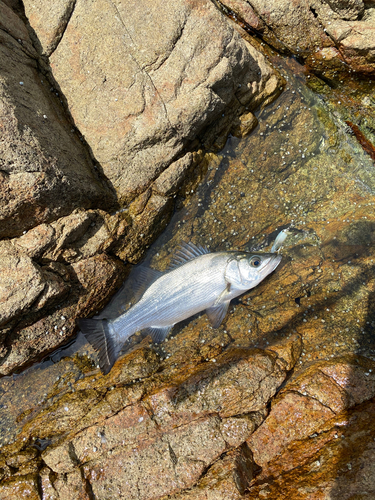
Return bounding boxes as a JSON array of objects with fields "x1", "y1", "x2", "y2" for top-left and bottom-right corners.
[
  {"x1": 246, "y1": 356, "x2": 375, "y2": 499},
  {"x1": 1, "y1": 0, "x2": 375, "y2": 498},
  {"x1": 218, "y1": 0, "x2": 375, "y2": 75},
  {"x1": 0, "y1": 336, "x2": 301, "y2": 499}
]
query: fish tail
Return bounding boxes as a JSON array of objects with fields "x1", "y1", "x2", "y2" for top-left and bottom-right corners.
[{"x1": 78, "y1": 318, "x2": 122, "y2": 375}]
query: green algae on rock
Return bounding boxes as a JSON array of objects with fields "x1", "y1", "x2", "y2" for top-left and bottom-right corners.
[{"x1": 0, "y1": 336, "x2": 301, "y2": 499}]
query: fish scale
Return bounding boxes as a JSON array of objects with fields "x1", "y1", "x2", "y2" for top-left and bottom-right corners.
[{"x1": 124, "y1": 260, "x2": 227, "y2": 328}]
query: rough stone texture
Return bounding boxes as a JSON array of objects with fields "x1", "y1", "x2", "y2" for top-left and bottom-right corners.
[
  {"x1": 324, "y1": 9, "x2": 375, "y2": 74},
  {"x1": 0, "y1": 241, "x2": 46, "y2": 327},
  {"x1": 246, "y1": 356, "x2": 375, "y2": 499},
  {"x1": 324, "y1": 0, "x2": 365, "y2": 20},
  {"x1": 0, "y1": 1, "x2": 110, "y2": 239},
  {"x1": 153, "y1": 152, "x2": 195, "y2": 197},
  {"x1": 24, "y1": 0, "x2": 75, "y2": 56},
  {"x1": 247, "y1": 0, "x2": 333, "y2": 54},
  {"x1": 164, "y1": 445, "x2": 259, "y2": 500},
  {"x1": 2, "y1": 338, "x2": 375, "y2": 499},
  {"x1": 24, "y1": 0, "x2": 281, "y2": 204},
  {"x1": 0, "y1": 337, "x2": 300, "y2": 499},
  {"x1": 249, "y1": 392, "x2": 336, "y2": 465},
  {"x1": 144, "y1": 348, "x2": 287, "y2": 426},
  {"x1": 0, "y1": 251, "x2": 127, "y2": 375},
  {"x1": 0, "y1": 475, "x2": 40, "y2": 500},
  {"x1": 219, "y1": 0, "x2": 375, "y2": 75}
]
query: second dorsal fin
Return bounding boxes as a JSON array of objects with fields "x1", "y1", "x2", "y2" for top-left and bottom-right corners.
[
  {"x1": 131, "y1": 266, "x2": 163, "y2": 302},
  {"x1": 168, "y1": 241, "x2": 210, "y2": 270},
  {"x1": 97, "y1": 265, "x2": 163, "y2": 318}
]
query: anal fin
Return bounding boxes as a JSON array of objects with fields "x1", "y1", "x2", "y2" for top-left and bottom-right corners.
[
  {"x1": 143, "y1": 326, "x2": 173, "y2": 344},
  {"x1": 206, "y1": 301, "x2": 230, "y2": 329}
]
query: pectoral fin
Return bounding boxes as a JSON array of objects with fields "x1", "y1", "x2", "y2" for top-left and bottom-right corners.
[
  {"x1": 143, "y1": 326, "x2": 173, "y2": 343},
  {"x1": 206, "y1": 301, "x2": 230, "y2": 328}
]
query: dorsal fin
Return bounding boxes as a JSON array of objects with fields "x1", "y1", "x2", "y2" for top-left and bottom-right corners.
[
  {"x1": 131, "y1": 266, "x2": 163, "y2": 302},
  {"x1": 168, "y1": 241, "x2": 210, "y2": 270},
  {"x1": 96, "y1": 265, "x2": 163, "y2": 319}
]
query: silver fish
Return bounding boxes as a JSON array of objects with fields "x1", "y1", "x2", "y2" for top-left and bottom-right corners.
[{"x1": 78, "y1": 242, "x2": 282, "y2": 374}]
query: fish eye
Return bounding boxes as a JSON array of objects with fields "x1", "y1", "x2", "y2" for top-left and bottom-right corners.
[{"x1": 250, "y1": 256, "x2": 262, "y2": 268}]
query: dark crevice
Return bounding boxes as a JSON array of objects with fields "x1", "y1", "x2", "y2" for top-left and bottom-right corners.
[
  {"x1": 168, "y1": 443, "x2": 178, "y2": 467},
  {"x1": 211, "y1": 0, "x2": 292, "y2": 56},
  {"x1": 309, "y1": 6, "x2": 318, "y2": 18},
  {"x1": 13, "y1": 0, "x2": 119, "y2": 212},
  {"x1": 211, "y1": 0, "x2": 264, "y2": 38},
  {"x1": 36, "y1": 471, "x2": 45, "y2": 499},
  {"x1": 82, "y1": 469, "x2": 96, "y2": 500},
  {"x1": 47, "y1": 0, "x2": 77, "y2": 57}
]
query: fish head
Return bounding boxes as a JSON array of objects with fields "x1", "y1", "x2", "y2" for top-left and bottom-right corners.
[{"x1": 225, "y1": 252, "x2": 282, "y2": 290}]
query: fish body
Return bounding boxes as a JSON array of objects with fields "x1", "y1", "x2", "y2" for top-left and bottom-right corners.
[{"x1": 78, "y1": 242, "x2": 281, "y2": 374}]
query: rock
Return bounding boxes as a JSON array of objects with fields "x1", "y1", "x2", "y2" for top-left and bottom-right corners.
[
  {"x1": 0, "y1": 242, "x2": 46, "y2": 327},
  {"x1": 39, "y1": 467, "x2": 59, "y2": 500},
  {"x1": 42, "y1": 442, "x2": 79, "y2": 474},
  {"x1": 248, "y1": 391, "x2": 336, "y2": 466},
  {"x1": 22, "y1": 0, "x2": 281, "y2": 205},
  {"x1": 325, "y1": 10, "x2": 375, "y2": 73},
  {"x1": 153, "y1": 153, "x2": 195, "y2": 197},
  {"x1": 23, "y1": 0, "x2": 75, "y2": 56},
  {"x1": 12, "y1": 224, "x2": 55, "y2": 259},
  {"x1": 222, "y1": 0, "x2": 265, "y2": 33},
  {"x1": 0, "y1": 253, "x2": 127, "y2": 375},
  {"x1": 265, "y1": 334, "x2": 303, "y2": 370},
  {"x1": 5, "y1": 448, "x2": 37, "y2": 469},
  {"x1": 165, "y1": 444, "x2": 258, "y2": 500},
  {"x1": 219, "y1": 413, "x2": 264, "y2": 448},
  {"x1": 235, "y1": 0, "x2": 334, "y2": 54},
  {"x1": 246, "y1": 356, "x2": 375, "y2": 498},
  {"x1": 218, "y1": 0, "x2": 375, "y2": 75},
  {"x1": 116, "y1": 194, "x2": 174, "y2": 263},
  {"x1": 324, "y1": 0, "x2": 365, "y2": 20},
  {"x1": 144, "y1": 347, "x2": 290, "y2": 427},
  {"x1": 0, "y1": 3, "x2": 111, "y2": 239},
  {"x1": 231, "y1": 111, "x2": 258, "y2": 138},
  {"x1": 0, "y1": 1, "x2": 36, "y2": 57},
  {"x1": 0, "y1": 337, "x2": 300, "y2": 499},
  {"x1": 0, "y1": 474, "x2": 40, "y2": 500}
]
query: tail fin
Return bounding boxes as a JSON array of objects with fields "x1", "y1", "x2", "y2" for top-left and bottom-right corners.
[{"x1": 78, "y1": 318, "x2": 121, "y2": 375}]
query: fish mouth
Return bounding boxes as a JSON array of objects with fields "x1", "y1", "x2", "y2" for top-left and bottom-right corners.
[{"x1": 263, "y1": 254, "x2": 282, "y2": 276}]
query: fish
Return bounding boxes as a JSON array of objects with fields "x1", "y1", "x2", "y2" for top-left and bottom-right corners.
[{"x1": 78, "y1": 242, "x2": 282, "y2": 374}]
